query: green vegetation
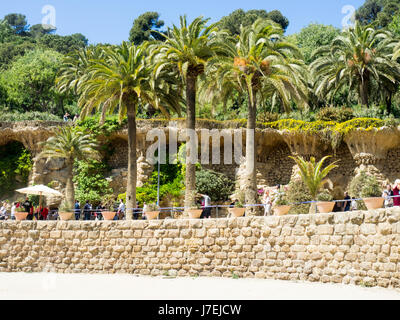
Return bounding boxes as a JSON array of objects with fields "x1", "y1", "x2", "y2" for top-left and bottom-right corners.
[
  {"x1": 0, "y1": 141, "x2": 32, "y2": 198},
  {"x1": 195, "y1": 169, "x2": 234, "y2": 202},
  {"x1": 349, "y1": 171, "x2": 382, "y2": 198}
]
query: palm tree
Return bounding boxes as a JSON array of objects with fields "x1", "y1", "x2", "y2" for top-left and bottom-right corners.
[
  {"x1": 289, "y1": 155, "x2": 338, "y2": 201},
  {"x1": 203, "y1": 19, "x2": 308, "y2": 214},
  {"x1": 72, "y1": 41, "x2": 181, "y2": 219},
  {"x1": 39, "y1": 126, "x2": 99, "y2": 209},
  {"x1": 311, "y1": 22, "x2": 400, "y2": 109},
  {"x1": 151, "y1": 15, "x2": 221, "y2": 209}
]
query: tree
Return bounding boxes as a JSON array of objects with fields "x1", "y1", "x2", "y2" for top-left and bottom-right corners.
[
  {"x1": 0, "y1": 19, "x2": 15, "y2": 43},
  {"x1": 204, "y1": 19, "x2": 307, "y2": 214},
  {"x1": 4, "y1": 13, "x2": 29, "y2": 35},
  {"x1": 129, "y1": 12, "x2": 165, "y2": 44},
  {"x1": 152, "y1": 16, "x2": 221, "y2": 210},
  {"x1": 356, "y1": 0, "x2": 400, "y2": 27},
  {"x1": 66, "y1": 42, "x2": 181, "y2": 219},
  {"x1": 38, "y1": 33, "x2": 88, "y2": 54},
  {"x1": 29, "y1": 24, "x2": 56, "y2": 39},
  {"x1": 311, "y1": 22, "x2": 400, "y2": 109},
  {"x1": 39, "y1": 127, "x2": 99, "y2": 209},
  {"x1": 289, "y1": 155, "x2": 338, "y2": 201},
  {"x1": 287, "y1": 23, "x2": 340, "y2": 64},
  {"x1": 0, "y1": 49, "x2": 64, "y2": 112},
  {"x1": 219, "y1": 9, "x2": 289, "y2": 35}
]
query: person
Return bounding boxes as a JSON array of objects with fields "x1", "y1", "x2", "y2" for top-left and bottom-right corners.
[
  {"x1": 23, "y1": 197, "x2": 33, "y2": 220},
  {"x1": 200, "y1": 194, "x2": 212, "y2": 219},
  {"x1": 74, "y1": 200, "x2": 81, "y2": 220},
  {"x1": 63, "y1": 112, "x2": 70, "y2": 122},
  {"x1": 133, "y1": 201, "x2": 140, "y2": 220},
  {"x1": 383, "y1": 184, "x2": 394, "y2": 208},
  {"x1": 263, "y1": 190, "x2": 272, "y2": 216},
  {"x1": 95, "y1": 203, "x2": 104, "y2": 220},
  {"x1": 117, "y1": 199, "x2": 125, "y2": 220},
  {"x1": 73, "y1": 114, "x2": 79, "y2": 123},
  {"x1": 11, "y1": 202, "x2": 16, "y2": 220},
  {"x1": 0, "y1": 202, "x2": 7, "y2": 220},
  {"x1": 83, "y1": 200, "x2": 91, "y2": 221},
  {"x1": 37, "y1": 206, "x2": 49, "y2": 220},
  {"x1": 393, "y1": 180, "x2": 400, "y2": 207},
  {"x1": 351, "y1": 197, "x2": 358, "y2": 211},
  {"x1": 142, "y1": 202, "x2": 148, "y2": 220},
  {"x1": 343, "y1": 192, "x2": 351, "y2": 212}
]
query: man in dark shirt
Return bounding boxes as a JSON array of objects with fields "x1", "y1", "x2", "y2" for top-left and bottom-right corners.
[
  {"x1": 83, "y1": 200, "x2": 91, "y2": 221},
  {"x1": 23, "y1": 198, "x2": 33, "y2": 220},
  {"x1": 344, "y1": 192, "x2": 351, "y2": 212}
]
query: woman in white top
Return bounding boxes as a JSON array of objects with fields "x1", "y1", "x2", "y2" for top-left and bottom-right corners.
[
  {"x1": 0, "y1": 202, "x2": 7, "y2": 220},
  {"x1": 263, "y1": 190, "x2": 272, "y2": 216},
  {"x1": 11, "y1": 202, "x2": 16, "y2": 220}
]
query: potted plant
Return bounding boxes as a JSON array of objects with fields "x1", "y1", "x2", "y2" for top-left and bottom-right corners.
[
  {"x1": 228, "y1": 200, "x2": 246, "y2": 218},
  {"x1": 273, "y1": 191, "x2": 291, "y2": 216},
  {"x1": 15, "y1": 205, "x2": 28, "y2": 221},
  {"x1": 349, "y1": 172, "x2": 384, "y2": 210},
  {"x1": 188, "y1": 204, "x2": 203, "y2": 219},
  {"x1": 144, "y1": 203, "x2": 160, "y2": 220},
  {"x1": 102, "y1": 210, "x2": 116, "y2": 221},
  {"x1": 316, "y1": 190, "x2": 335, "y2": 213},
  {"x1": 58, "y1": 203, "x2": 74, "y2": 221}
]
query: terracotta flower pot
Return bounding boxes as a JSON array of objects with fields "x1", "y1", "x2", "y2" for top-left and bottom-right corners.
[
  {"x1": 363, "y1": 197, "x2": 384, "y2": 210},
  {"x1": 59, "y1": 212, "x2": 73, "y2": 221},
  {"x1": 15, "y1": 212, "x2": 28, "y2": 221},
  {"x1": 274, "y1": 205, "x2": 291, "y2": 216},
  {"x1": 317, "y1": 202, "x2": 335, "y2": 214},
  {"x1": 102, "y1": 211, "x2": 116, "y2": 221},
  {"x1": 188, "y1": 209, "x2": 203, "y2": 219},
  {"x1": 145, "y1": 211, "x2": 160, "y2": 220},
  {"x1": 228, "y1": 208, "x2": 246, "y2": 218}
]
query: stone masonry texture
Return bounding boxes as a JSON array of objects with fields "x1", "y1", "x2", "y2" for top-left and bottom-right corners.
[{"x1": 2, "y1": 208, "x2": 400, "y2": 288}]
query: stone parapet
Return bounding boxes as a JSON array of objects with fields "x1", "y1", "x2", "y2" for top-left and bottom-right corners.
[{"x1": 1, "y1": 208, "x2": 400, "y2": 288}]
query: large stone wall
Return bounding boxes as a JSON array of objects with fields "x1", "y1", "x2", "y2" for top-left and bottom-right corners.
[{"x1": 1, "y1": 208, "x2": 400, "y2": 288}]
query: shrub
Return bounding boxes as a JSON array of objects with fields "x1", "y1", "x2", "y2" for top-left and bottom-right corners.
[
  {"x1": 316, "y1": 107, "x2": 354, "y2": 122},
  {"x1": 349, "y1": 171, "x2": 382, "y2": 198},
  {"x1": 195, "y1": 169, "x2": 234, "y2": 202},
  {"x1": 0, "y1": 111, "x2": 61, "y2": 122},
  {"x1": 286, "y1": 179, "x2": 312, "y2": 214},
  {"x1": 279, "y1": 110, "x2": 316, "y2": 122},
  {"x1": 257, "y1": 111, "x2": 279, "y2": 123},
  {"x1": 352, "y1": 104, "x2": 387, "y2": 119},
  {"x1": 316, "y1": 190, "x2": 334, "y2": 202}
]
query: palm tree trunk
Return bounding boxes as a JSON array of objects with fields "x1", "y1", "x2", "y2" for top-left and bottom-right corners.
[
  {"x1": 245, "y1": 90, "x2": 258, "y2": 216},
  {"x1": 184, "y1": 72, "x2": 197, "y2": 212},
  {"x1": 385, "y1": 93, "x2": 392, "y2": 114},
  {"x1": 126, "y1": 104, "x2": 137, "y2": 220},
  {"x1": 65, "y1": 160, "x2": 75, "y2": 209},
  {"x1": 360, "y1": 78, "x2": 369, "y2": 107}
]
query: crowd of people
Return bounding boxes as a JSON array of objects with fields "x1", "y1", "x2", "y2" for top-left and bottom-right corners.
[
  {"x1": 2, "y1": 182, "x2": 400, "y2": 221},
  {"x1": 261, "y1": 180, "x2": 400, "y2": 216}
]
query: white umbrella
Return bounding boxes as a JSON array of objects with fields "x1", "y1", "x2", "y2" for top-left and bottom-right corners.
[{"x1": 16, "y1": 185, "x2": 63, "y2": 208}]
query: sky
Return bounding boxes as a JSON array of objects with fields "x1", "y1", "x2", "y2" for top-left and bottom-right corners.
[{"x1": 0, "y1": 0, "x2": 365, "y2": 45}]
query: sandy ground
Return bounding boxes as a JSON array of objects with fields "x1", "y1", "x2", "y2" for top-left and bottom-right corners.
[{"x1": 0, "y1": 273, "x2": 400, "y2": 300}]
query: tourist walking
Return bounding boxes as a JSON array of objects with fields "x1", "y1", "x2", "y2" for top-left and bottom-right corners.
[
  {"x1": 11, "y1": 202, "x2": 16, "y2": 220},
  {"x1": 0, "y1": 202, "x2": 7, "y2": 220},
  {"x1": 351, "y1": 197, "x2": 358, "y2": 211},
  {"x1": 83, "y1": 200, "x2": 92, "y2": 220},
  {"x1": 383, "y1": 184, "x2": 394, "y2": 208},
  {"x1": 393, "y1": 180, "x2": 400, "y2": 207},
  {"x1": 200, "y1": 194, "x2": 212, "y2": 219},
  {"x1": 133, "y1": 201, "x2": 140, "y2": 220},
  {"x1": 117, "y1": 199, "x2": 125, "y2": 220},
  {"x1": 74, "y1": 200, "x2": 81, "y2": 220},
  {"x1": 95, "y1": 203, "x2": 104, "y2": 220},
  {"x1": 23, "y1": 197, "x2": 33, "y2": 220},
  {"x1": 263, "y1": 190, "x2": 272, "y2": 216},
  {"x1": 343, "y1": 192, "x2": 351, "y2": 212},
  {"x1": 63, "y1": 112, "x2": 70, "y2": 122}
]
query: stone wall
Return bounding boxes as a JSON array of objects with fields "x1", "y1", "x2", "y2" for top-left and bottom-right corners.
[{"x1": 1, "y1": 208, "x2": 400, "y2": 288}]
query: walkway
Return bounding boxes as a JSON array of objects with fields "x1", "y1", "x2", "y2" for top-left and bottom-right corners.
[{"x1": 0, "y1": 273, "x2": 399, "y2": 300}]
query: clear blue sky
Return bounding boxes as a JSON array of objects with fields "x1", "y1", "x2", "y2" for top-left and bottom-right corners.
[{"x1": 0, "y1": 0, "x2": 365, "y2": 44}]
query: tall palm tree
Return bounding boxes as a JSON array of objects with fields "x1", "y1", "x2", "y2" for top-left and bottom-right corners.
[
  {"x1": 151, "y1": 15, "x2": 221, "y2": 209},
  {"x1": 73, "y1": 41, "x2": 181, "y2": 219},
  {"x1": 311, "y1": 22, "x2": 400, "y2": 108},
  {"x1": 289, "y1": 155, "x2": 338, "y2": 201},
  {"x1": 203, "y1": 19, "x2": 308, "y2": 214},
  {"x1": 39, "y1": 126, "x2": 99, "y2": 209}
]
